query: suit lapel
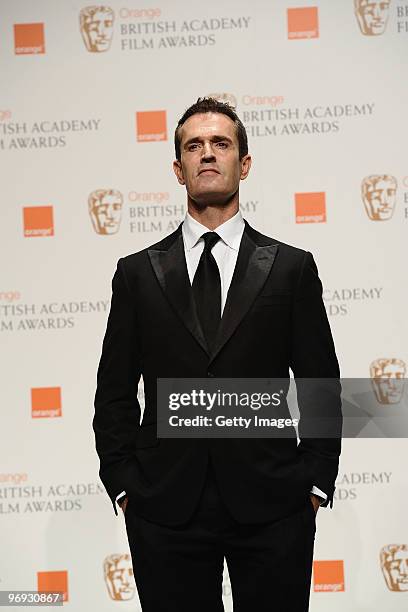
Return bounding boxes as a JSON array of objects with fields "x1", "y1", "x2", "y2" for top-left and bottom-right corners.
[
  {"x1": 148, "y1": 220, "x2": 279, "y2": 362},
  {"x1": 208, "y1": 225, "x2": 279, "y2": 364},
  {"x1": 148, "y1": 227, "x2": 209, "y2": 355}
]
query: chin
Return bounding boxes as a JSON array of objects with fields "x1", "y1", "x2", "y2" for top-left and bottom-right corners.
[{"x1": 192, "y1": 195, "x2": 233, "y2": 208}]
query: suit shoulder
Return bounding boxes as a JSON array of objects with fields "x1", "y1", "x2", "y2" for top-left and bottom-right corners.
[
  {"x1": 246, "y1": 222, "x2": 309, "y2": 263},
  {"x1": 275, "y1": 239, "x2": 307, "y2": 257}
]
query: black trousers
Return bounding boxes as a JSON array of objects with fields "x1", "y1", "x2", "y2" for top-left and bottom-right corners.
[{"x1": 124, "y1": 458, "x2": 316, "y2": 611}]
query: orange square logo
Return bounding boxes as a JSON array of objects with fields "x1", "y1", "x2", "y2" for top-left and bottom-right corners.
[
  {"x1": 287, "y1": 7, "x2": 319, "y2": 39},
  {"x1": 136, "y1": 111, "x2": 167, "y2": 142},
  {"x1": 37, "y1": 570, "x2": 68, "y2": 602},
  {"x1": 14, "y1": 23, "x2": 45, "y2": 55},
  {"x1": 23, "y1": 206, "x2": 54, "y2": 237},
  {"x1": 31, "y1": 387, "x2": 62, "y2": 419},
  {"x1": 313, "y1": 560, "x2": 345, "y2": 592},
  {"x1": 295, "y1": 192, "x2": 326, "y2": 223}
]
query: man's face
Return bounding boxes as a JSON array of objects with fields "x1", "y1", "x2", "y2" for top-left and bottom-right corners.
[
  {"x1": 363, "y1": 177, "x2": 396, "y2": 220},
  {"x1": 82, "y1": 8, "x2": 114, "y2": 52},
  {"x1": 173, "y1": 112, "x2": 251, "y2": 207},
  {"x1": 90, "y1": 191, "x2": 122, "y2": 234},
  {"x1": 381, "y1": 546, "x2": 408, "y2": 591},
  {"x1": 355, "y1": 1, "x2": 390, "y2": 36}
]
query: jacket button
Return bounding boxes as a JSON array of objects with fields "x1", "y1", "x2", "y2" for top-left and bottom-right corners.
[{"x1": 207, "y1": 371, "x2": 214, "y2": 377}]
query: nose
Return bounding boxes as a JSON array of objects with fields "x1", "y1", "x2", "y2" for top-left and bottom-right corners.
[{"x1": 201, "y1": 142, "x2": 216, "y2": 162}]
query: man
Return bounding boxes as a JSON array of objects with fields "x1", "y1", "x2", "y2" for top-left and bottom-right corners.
[{"x1": 93, "y1": 97, "x2": 342, "y2": 611}]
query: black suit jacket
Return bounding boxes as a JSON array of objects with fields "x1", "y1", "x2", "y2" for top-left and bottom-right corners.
[{"x1": 93, "y1": 219, "x2": 342, "y2": 524}]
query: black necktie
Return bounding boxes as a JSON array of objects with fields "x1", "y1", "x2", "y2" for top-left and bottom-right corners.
[{"x1": 192, "y1": 232, "x2": 222, "y2": 351}]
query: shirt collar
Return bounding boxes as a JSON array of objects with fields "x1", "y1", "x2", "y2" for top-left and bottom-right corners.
[{"x1": 182, "y1": 210, "x2": 244, "y2": 252}]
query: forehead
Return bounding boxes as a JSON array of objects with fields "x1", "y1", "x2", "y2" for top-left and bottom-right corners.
[{"x1": 179, "y1": 112, "x2": 237, "y2": 143}]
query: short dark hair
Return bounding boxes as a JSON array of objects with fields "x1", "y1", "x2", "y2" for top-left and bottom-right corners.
[{"x1": 174, "y1": 97, "x2": 248, "y2": 161}]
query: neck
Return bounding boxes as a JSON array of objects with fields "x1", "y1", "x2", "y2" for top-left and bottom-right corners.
[{"x1": 187, "y1": 193, "x2": 239, "y2": 230}]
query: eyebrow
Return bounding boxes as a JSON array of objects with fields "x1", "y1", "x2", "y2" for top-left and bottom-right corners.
[{"x1": 183, "y1": 135, "x2": 234, "y2": 149}]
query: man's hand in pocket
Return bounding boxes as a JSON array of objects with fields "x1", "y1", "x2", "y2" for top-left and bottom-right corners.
[{"x1": 310, "y1": 494, "x2": 321, "y2": 514}]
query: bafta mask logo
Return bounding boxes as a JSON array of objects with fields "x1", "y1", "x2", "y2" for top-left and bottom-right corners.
[
  {"x1": 370, "y1": 358, "x2": 406, "y2": 404},
  {"x1": 104, "y1": 554, "x2": 135, "y2": 601},
  {"x1": 88, "y1": 189, "x2": 123, "y2": 235},
  {"x1": 380, "y1": 545, "x2": 408, "y2": 591},
  {"x1": 361, "y1": 174, "x2": 397, "y2": 221},
  {"x1": 207, "y1": 93, "x2": 238, "y2": 109},
  {"x1": 354, "y1": 1, "x2": 391, "y2": 36},
  {"x1": 79, "y1": 6, "x2": 114, "y2": 52}
]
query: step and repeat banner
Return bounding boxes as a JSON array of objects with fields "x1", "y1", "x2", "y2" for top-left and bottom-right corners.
[{"x1": 1, "y1": 1, "x2": 407, "y2": 610}]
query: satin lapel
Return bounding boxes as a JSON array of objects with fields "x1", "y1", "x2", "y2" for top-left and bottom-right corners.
[
  {"x1": 208, "y1": 231, "x2": 279, "y2": 365},
  {"x1": 148, "y1": 233, "x2": 209, "y2": 356}
]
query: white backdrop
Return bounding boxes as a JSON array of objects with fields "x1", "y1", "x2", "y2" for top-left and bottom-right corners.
[{"x1": 1, "y1": 1, "x2": 407, "y2": 610}]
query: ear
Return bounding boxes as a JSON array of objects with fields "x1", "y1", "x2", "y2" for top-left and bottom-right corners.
[
  {"x1": 240, "y1": 154, "x2": 252, "y2": 181},
  {"x1": 173, "y1": 159, "x2": 185, "y2": 185}
]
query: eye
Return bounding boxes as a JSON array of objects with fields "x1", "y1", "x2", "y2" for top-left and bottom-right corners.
[
  {"x1": 216, "y1": 142, "x2": 228, "y2": 148},
  {"x1": 188, "y1": 143, "x2": 200, "y2": 151}
]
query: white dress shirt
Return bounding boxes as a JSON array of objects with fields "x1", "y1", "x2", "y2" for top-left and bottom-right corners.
[
  {"x1": 116, "y1": 210, "x2": 326, "y2": 507},
  {"x1": 182, "y1": 209, "x2": 245, "y2": 315}
]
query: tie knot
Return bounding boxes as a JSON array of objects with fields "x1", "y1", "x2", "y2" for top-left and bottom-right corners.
[{"x1": 201, "y1": 231, "x2": 221, "y2": 252}]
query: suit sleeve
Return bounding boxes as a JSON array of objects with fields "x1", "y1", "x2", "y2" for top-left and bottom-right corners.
[
  {"x1": 290, "y1": 251, "x2": 342, "y2": 508},
  {"x1": 93, "y1": 258, "x2": 141, "y2": 515}
]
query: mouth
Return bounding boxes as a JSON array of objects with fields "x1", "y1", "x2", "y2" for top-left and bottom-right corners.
[{"x1": 198, "y1": 169, "x2": 220, "y2": 176}]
